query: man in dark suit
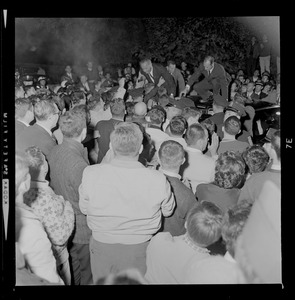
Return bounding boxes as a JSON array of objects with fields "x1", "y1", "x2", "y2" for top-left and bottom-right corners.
[
  {"x1": 180, "y1": 56, "x2": 228, "y2": 102},
  {"x1": 139, "y1": 58, "x2": 176, "y2": 103},
  {"x1": 15, "y1": 98, "x2": 35, "y2": 140},
  {"x1": 16, "y1": 99, "x2": 59, "y2": 159},
  {"x1": 61, "y1": 65, "x2": 78, "y2": 85}
]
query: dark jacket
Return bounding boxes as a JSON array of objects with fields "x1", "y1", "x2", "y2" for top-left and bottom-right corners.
[
  {"x1": 246, "y1": 41, "x2": 260, "y2": 59},
  {"x1": 48, "y1": 138, "x2": 91, "y2": 244},
  {"x1": 187, "y1": 62, "x2": 228, "y2": 99},
  {"x1": 141, "y1": 63, "x2": 176, "y2": 97},
  {"x1": 160, "y1": 174, "x2": 197, "y2": 236},
  {"x1": 16, "y1": 123, "x2": 57, "y2": 159}
]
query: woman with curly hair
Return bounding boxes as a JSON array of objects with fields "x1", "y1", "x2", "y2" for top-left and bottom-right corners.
[
  {"x1": 195, "y1": 151, "x2": 246, "y2": 213},
  {"x1": 242, "y1": 145, "x2": 270, "y2": 179}
]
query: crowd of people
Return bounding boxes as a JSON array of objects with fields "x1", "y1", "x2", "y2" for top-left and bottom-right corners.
[{"x1": 14, "y1": 36, "x2": 281, "y2": 285}]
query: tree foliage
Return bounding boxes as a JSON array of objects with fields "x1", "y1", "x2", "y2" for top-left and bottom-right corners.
[
  {"x1": 139, "y1": 17, "x2": 252, "y2": 73},
  {"x1": 16, "y1": 17, "x2": 253, "y2": 73}
]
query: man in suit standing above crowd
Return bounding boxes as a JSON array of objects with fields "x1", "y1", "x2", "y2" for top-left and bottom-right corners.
[
  {"x1": 139, "y1": 57, "x2": 176, "y2": 103},
  {"x1": 180, "y1": 56, "x2": 228, "y2": 103}
]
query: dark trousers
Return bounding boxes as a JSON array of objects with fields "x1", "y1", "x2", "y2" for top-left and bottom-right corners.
[
  {"x1": 192, "y1": 78, "x2": 221, "y2": 100},
  {"x1": 246, "y1": 57, "x2": 258, "y2": 77},
  {"x1": 89, "y1": 236, "x2": 149, "y2": 285},
  {"x1": 68, "y1": 241, "x2": 93, "y2": 285}
]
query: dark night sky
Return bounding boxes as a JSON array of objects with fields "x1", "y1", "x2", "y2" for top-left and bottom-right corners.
[{"x1": 15, "y1": 17, "x2": 280, "y2": 69}]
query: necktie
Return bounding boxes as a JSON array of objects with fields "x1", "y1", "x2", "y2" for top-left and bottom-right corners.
[{"x1": 150, "y1": 73, "x2": 154, "y2": 83}]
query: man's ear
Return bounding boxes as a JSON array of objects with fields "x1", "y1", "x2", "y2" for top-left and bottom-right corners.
[
  {"x1": 184, "y1": 221, "x2": 187, "y2": 230},
  {"x1": 182, "y1": 157, "x2": 186, "y2": 165},
  {"x1": 222, "y1": 126, "x2": 224, "y2": 133}
]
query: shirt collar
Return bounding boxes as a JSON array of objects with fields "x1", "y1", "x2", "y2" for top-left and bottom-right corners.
[
  {"x1": 17, "y1": 119, "x2": 30, "y2": 127},
  {"x1": 160, "y1": 168, "x2": 181, "y2": 180},
  {"x1": 271, "y1": 163, "x2": 281, "y2": 171},
  {"x1": 186, "y1": 146, "x2": 203, "y2": 153},
  {"x1": 224, "y1": 251, "x2": 236, "y2": 263},
  {"x1": 183, "y1": 233, "x2": 210, "y2": 254},
  {"x1": 30, "y1": 180, "x2": 50, "y2": 190},
  {"x1": 36, "y1": 122, "x2": 52, "y2": 136},
  {"x1": 110, "y1": 157, "x2": 144, "y2": 169}
]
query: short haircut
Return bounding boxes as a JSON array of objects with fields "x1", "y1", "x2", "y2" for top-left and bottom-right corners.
[
  {"x1": 110, "y1": 98, "x2": 125, "y2": 116},
  {"x1": 158, "y1": 140, "x2": 185, "y2": 169},
  {"x1": 87, "y1": 98, "x2": 103, "y2": 111},
  {"x1": 169, "y1": 115, "x2": 187, "y2": 136},
  {"x1": 204, "y1": 56, "x2": 214, "y2": 64},
  {"x1": 185, "y1": 123, "x2": 207, "y2": 147},
  {"x1": 224, "y1": 116, "x2": 241, "y2": 136},
  {"x1": 214, "y1": 151, "x2": 246, "y2": 189},
  {"x1": 71, "y1": 91, "x2": 86, "y2": 106},
  {"x1": 110, "y1": 122, "x2": 143, "y2": 157},
  {"x1": 186, "y1": 201, "x2": 223, "y2": 247},
  {"x1": 15, "y1": 151, "x2": 30, "y2": 195},
  {"x1": 33, "y1": 99, "x2": 58, "y2": 121},
  {"x1": 15, "y1": 98, "x2": 32, "y2": 119},
  {"x1": 96, "y1": 268, "x2": 146, "y2": 285},
  {"x1": 167, "y1": 60, "x2": 176, "y2": 66},
  {"x1": 221, "y1": 201, "x2": 253, "y2": 257},
  {"x1": 139, "y1": 57, "x2": 151, "y2": 64},
  {"x1": 25, "y1": 146, "x2": 45, "y2": 171},
  {"x1": 59, "y1": 109, "x2": 87, "y2": 138},
  {"x1": 242, "y1": 145, "x2": 270, "y2": 174},
  {"x1": 147, "y1": 105, "x2": 166, "y2": 124},
  {"x1": 271, "y1": 130, "x2": 281, "y2": 160},
  {"x1": 181, "y1": 107, "x2": 202, "y2": 121}
]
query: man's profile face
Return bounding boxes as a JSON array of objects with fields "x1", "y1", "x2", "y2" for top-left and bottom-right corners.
[
  {"x1": 203, "y1": 60, "x2": 213, "y2": 72},
  {"x1": 140, "y1": 61, "x2": 152, "y2": 74}
]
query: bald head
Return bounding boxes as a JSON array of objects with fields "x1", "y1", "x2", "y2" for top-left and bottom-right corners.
[{"x1": 134, "y1": 102, "x2": 147, "y2": 116}]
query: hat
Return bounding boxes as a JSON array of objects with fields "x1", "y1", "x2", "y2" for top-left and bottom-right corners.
[
  {"x1": 261, "y1": 127, "x2": 277, "y2": 143},
  {"x1": 213, "y1": 94, "x2": 229, "y2": 108},
  {"x1": 255, "y1": 80, "x2": 264, "y2": 87},
  {"x1": 225, "y1": 101, "x2": 246, "y2": 117}
]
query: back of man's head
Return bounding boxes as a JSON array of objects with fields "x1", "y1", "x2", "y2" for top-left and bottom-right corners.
[
  {"x1": 71, "y1": 91, "x2": 86, "y2": 107},
  {"x1": 134, "y1": 102, "x2": 147, "y2": 116},
  {"x1": 186, "y1": 201, "x2": 223, "y2": 247},
  {"x1": 15, "y1": 98, "x2": 33, "y2": 119},
  {"x1": 110, "y1": 98, "x2": 125, "y2": 117},
  {"x1": 271, "y1": 130, "x2": 280, "y2": 161},
  {"x1": 147, "y1": 105, "x2": 166, "y2": 125},
  {"x1": 110, "y1": 122, "x2": 143, "y2": 157},
  {"x1": 223, "y1": 116, "x2": 241, "y2": 136},
  {"x1": 158, "y1": 140, "x2": 185, "y2": 170},
  {"x1": 185, "y1": 123, "x2": 207, "y2": 147},
  {"x1": 34, "y1": 99, "x2": 57, "y2": 121},
  {"x1": 169, "y1": 115, "x2": 187, "y2": 137},
  {"x1": 59, "y1": 109, "x2": 87, "y2": 139}
]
